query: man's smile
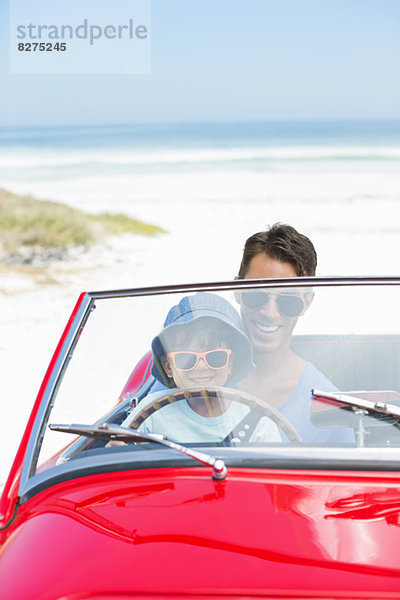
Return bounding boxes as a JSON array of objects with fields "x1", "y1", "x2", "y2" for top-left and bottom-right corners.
[{"x1": 253, "y1": 320, "x2": 282, "y2": 335}]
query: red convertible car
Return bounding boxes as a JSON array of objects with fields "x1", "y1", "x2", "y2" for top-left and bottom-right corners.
[{"x1": 1, "y1": 277, "x2": 400, "y2": 599}]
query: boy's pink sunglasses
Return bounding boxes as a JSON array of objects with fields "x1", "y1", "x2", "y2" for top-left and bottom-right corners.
[{"x1": 166, "y1": 349, "x2": 232, "y2": 371}]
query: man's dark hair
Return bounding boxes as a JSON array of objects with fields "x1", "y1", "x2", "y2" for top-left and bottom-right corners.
[{"x1": 238, "y1": 223, "x2": 317, "y2": 278}]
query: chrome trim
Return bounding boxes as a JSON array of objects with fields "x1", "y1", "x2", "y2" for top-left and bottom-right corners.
[
  {"x1": 86, "y1": 276, "x2": 400, "y2": 300},
  {"x1": 19, "y1": 293, "x2": 94, "y2": 495}
]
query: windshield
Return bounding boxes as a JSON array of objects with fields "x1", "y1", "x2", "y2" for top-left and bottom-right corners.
[{"x1": 34, "y1": 281, "x2": 400, "y2": 477}]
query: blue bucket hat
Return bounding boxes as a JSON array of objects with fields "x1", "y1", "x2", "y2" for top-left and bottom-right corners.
[{"x1": 151, "y1": 292, "x2": 254, "y2": 388}]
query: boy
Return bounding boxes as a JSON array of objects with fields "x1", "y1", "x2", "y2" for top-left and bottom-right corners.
[{"x1": 124, "y1": 292, "x2": 281, "y2": 444}]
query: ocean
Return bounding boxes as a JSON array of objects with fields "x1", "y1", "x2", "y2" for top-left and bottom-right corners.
[{"x1": 0, "y1": 120, "x2": 400, "y2": 207}]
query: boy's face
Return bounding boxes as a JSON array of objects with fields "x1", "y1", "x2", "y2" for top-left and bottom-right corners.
[{"x1": 161, "y1": 335, "x2": 232, "y2": 389}]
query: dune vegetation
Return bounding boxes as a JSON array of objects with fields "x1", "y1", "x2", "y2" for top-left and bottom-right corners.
[{"x1": 0, "y1": 188, "x2": 166, "y2": 264}]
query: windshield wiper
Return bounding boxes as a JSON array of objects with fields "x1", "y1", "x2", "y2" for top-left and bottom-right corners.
[
  {"x1": 312, "y1": 389, "x2": 400, "y2": 448},
  {"x1": 312, "y1": 389, "x2": 400, "y2": 420},
  {"x1": 49, "y1": 423, "x2": 228, "y2": 481}
]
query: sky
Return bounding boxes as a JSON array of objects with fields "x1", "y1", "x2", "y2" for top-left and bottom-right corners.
[{"x1": 0, "y1": 0, "x2": 400, "y2": 126}]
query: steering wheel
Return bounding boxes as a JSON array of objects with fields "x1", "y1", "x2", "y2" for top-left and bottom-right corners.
[{"x1": 124, "y1": 386, "x2": 302, "y2": 443}]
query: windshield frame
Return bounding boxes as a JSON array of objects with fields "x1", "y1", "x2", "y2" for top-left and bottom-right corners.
[{"x1": 18, "y1": 276, "x2": 400, "y2": 503}]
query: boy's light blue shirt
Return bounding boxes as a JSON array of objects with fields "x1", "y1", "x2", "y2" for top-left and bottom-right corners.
[{"x1": 124, "y1": 392, "x2": 281, "y2": 443}]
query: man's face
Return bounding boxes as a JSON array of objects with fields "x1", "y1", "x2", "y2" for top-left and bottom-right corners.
[{"x1": 239, "y1": 253, "x2": 309, "y2": 356}]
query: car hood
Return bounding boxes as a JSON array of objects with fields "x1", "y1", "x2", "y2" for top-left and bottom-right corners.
[{"x1": 2, "y1": 467, "x2": 400, "y2": 599}]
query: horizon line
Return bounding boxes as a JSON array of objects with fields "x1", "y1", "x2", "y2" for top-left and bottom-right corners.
[{"x1": 1, "y1": 117, "x2": 400, "y2": 131}]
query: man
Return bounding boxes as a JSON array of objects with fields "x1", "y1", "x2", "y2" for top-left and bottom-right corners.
[{"x1": 236, "y1": 223, "x2": 353, "y2": 443}]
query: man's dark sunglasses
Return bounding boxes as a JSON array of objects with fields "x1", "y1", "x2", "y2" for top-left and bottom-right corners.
[{"x1": 241, "y1": 291, "x2": 304, "y2": 317}]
